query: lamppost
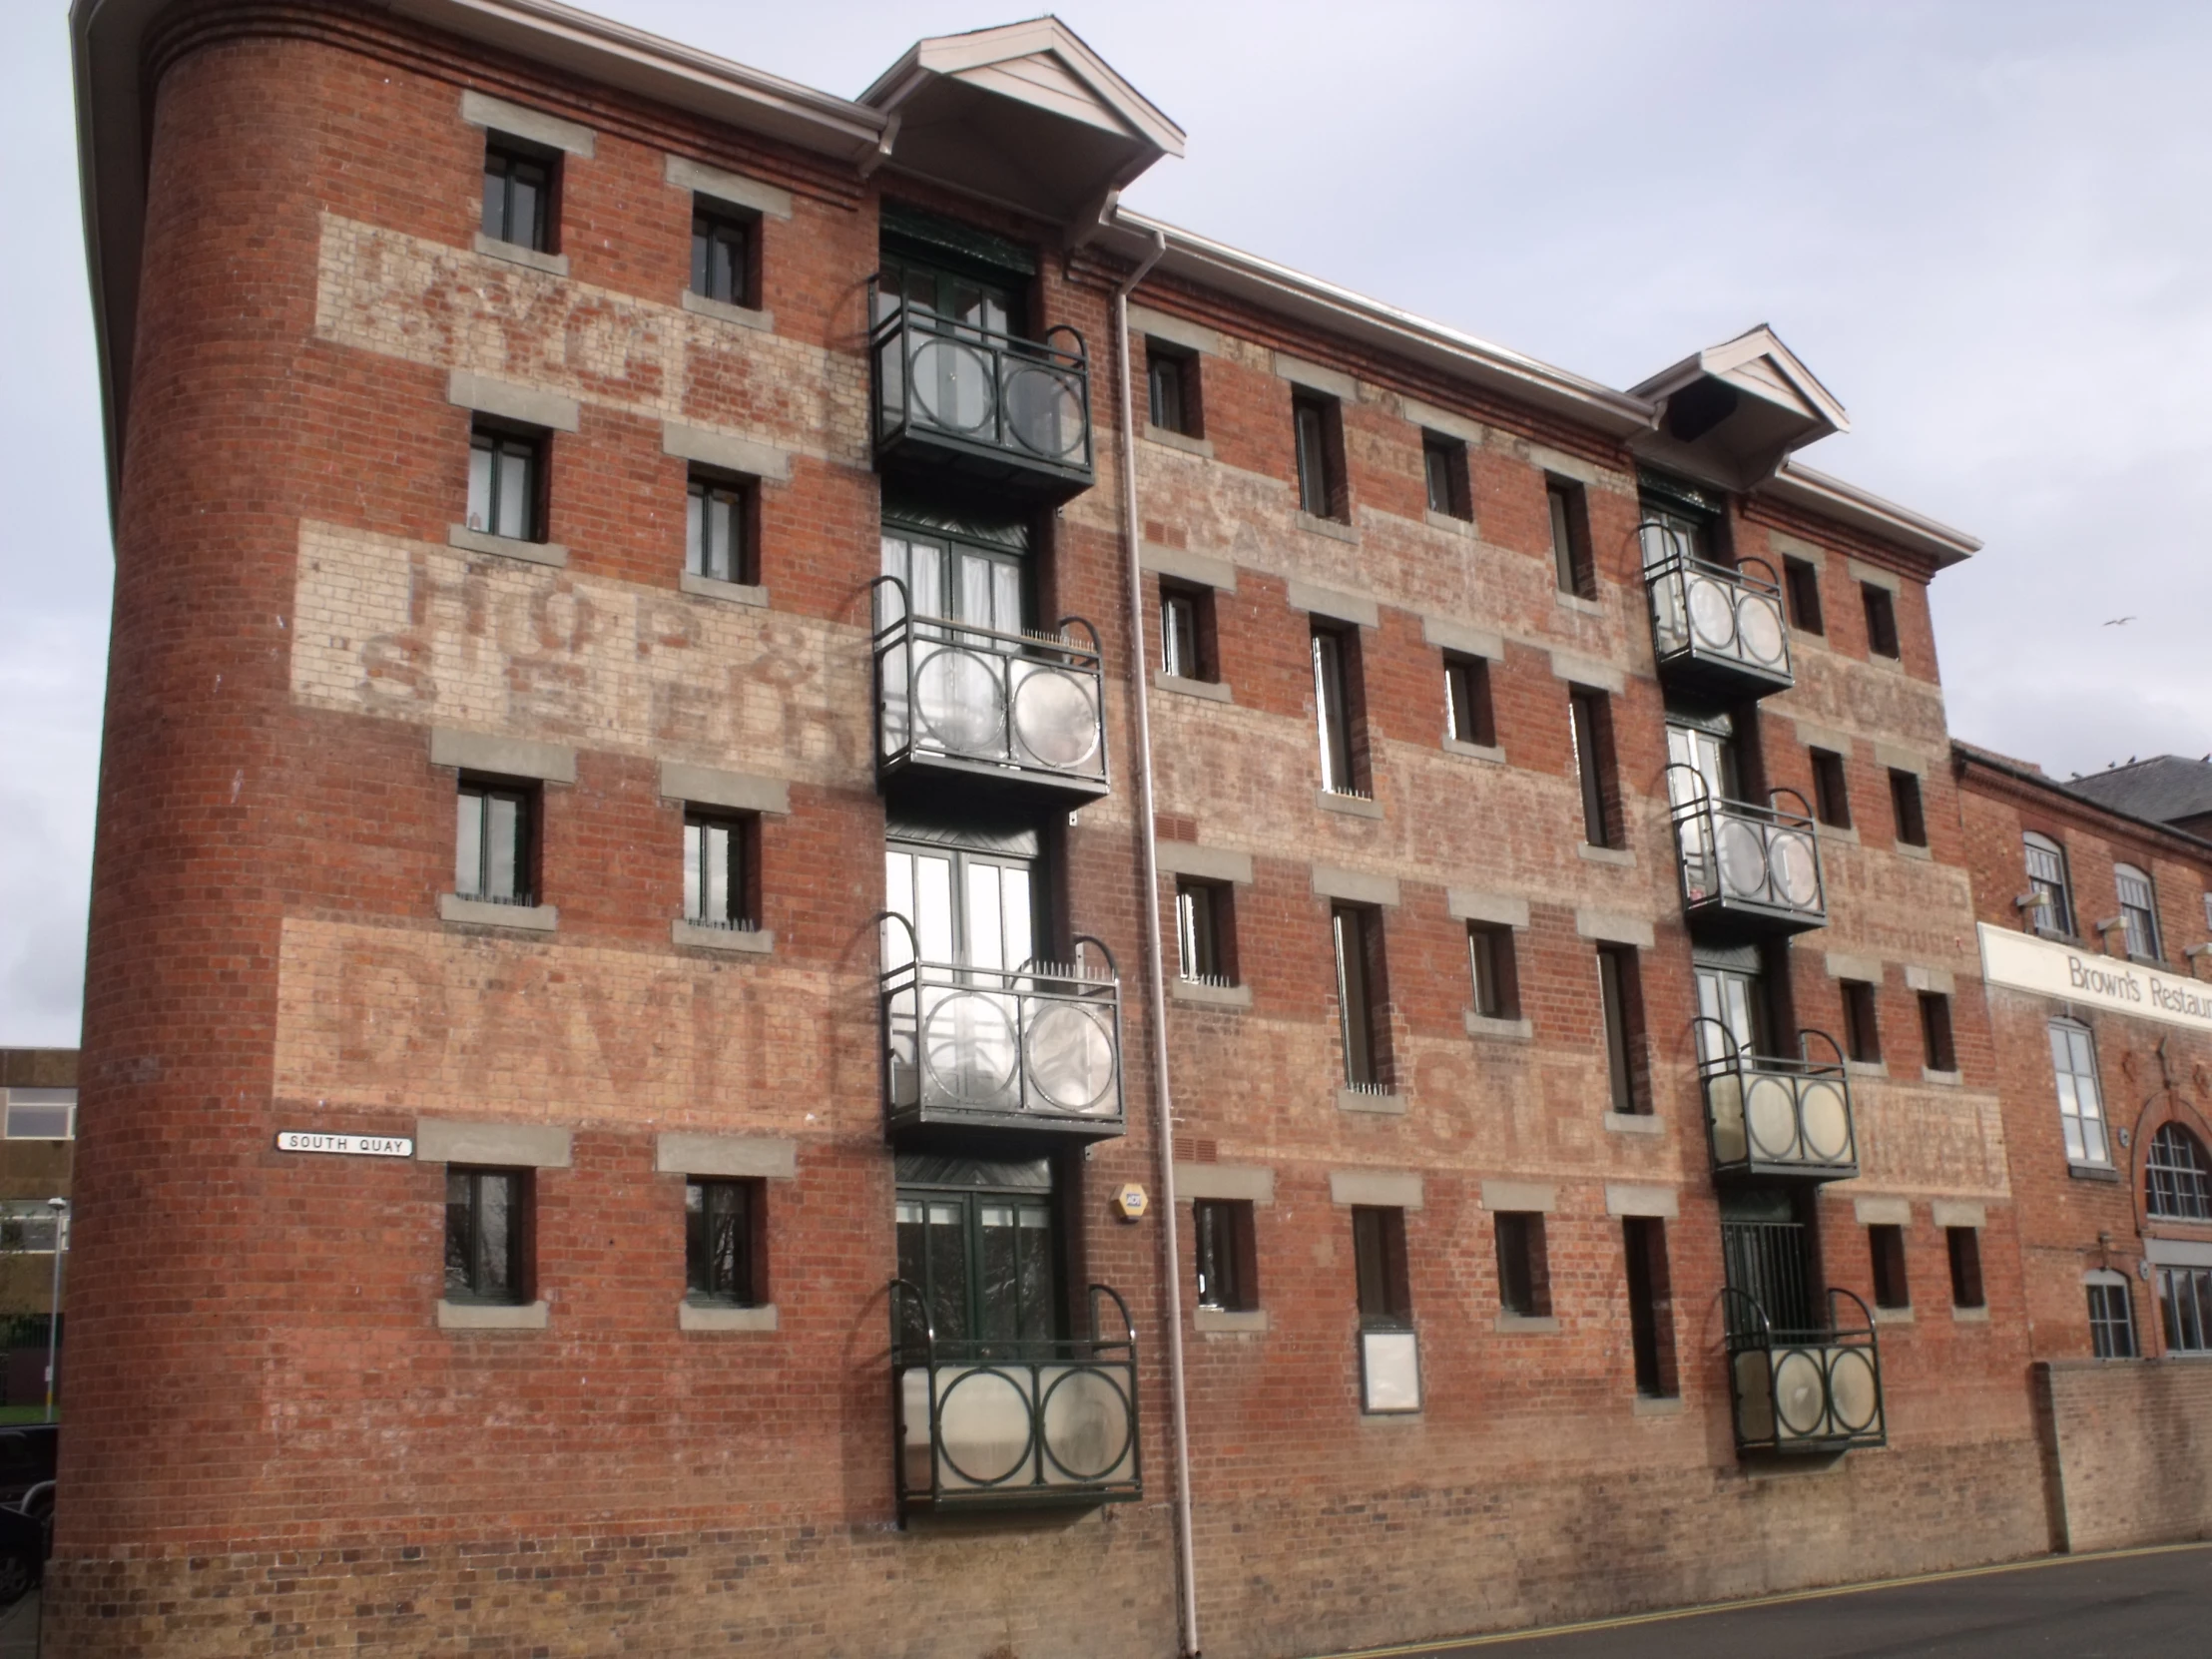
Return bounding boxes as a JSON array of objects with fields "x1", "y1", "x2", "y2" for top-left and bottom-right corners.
[{"x1": 44, "y1": 1199, "x2": 67, "y2": 1424}]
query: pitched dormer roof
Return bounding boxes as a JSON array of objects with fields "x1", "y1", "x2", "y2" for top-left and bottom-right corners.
[{"x1": 1630, "y1": 324, "x2": 1850, "y2": 492}]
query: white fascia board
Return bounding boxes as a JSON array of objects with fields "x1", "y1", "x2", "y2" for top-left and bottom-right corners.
[
  {"x1": 866, "y1": 19, "x2": 1185, "y2": 155},
  {"x1": 1761, "y1": 460, "x2": 1982, "y2": 568}
]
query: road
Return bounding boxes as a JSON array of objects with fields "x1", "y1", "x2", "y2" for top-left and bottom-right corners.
[{"x1": 1324, "y1": 1543, "x2": 2212, "y2": 1659}]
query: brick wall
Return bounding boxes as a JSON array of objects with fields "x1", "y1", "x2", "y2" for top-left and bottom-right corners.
[{"x1": 2039, "y1": 1360, "x2": 2212, "y2": 1552}]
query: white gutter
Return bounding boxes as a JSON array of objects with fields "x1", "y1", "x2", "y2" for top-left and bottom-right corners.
[{"x1": 1112, "y1": 223, "x2": 1199, "y2": 1659}]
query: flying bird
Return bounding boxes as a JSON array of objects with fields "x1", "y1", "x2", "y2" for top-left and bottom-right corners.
[{"x1": 2103, "y1": 616, "x2": 2136, "y2": 626}]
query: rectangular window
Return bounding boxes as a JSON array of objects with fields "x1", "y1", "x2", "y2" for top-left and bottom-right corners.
[
  {"x1": 1890, "y1": 769, "x2": 1928, "y2": 847},
  {"x1": 1159, "y1": 583, "x2": 1214, "y2": 682},
  {"x1": 1598, "y1": 944, "x2": 1645, "y2": 1114},
  {"x1": 1919, "y1": 991, "x2": 1956, "y2": 1072},
  {"x1": 2161, "y1": 1266, "x2": 2212, "y2": 1356},
  {"x1": 1147, "y1": 341, "x2": 1199, "y2": 436},
  {"x1": 1312, "y1": 625, "x2": 1365, "y2": 795},
  {"x1": 1293, "y1": 393, "x2": 1345, "y2": 520},
  {"x1": 481, "y1": 138, "x2": 554, "y2": 252},
  {"x1": 684, "y1": 812, "x2": 755, "y2": 929},
  {"x1": 466, "y1": 421, "x2": 544, "y2": 541},
  {"x1": 0, "y1": 1202, "x2": 66, "y2": 1255},
  {"x1": 1352, "y1": 1206, "x2": 1411, "y2": 1329},
  {"x1": 1622, "y1": 1218, "x2": 1677, "y2": 1397},
  {"x1": 1194, "y1": 1198, "x2": 1257, "y2": 1313},
  {"x1": 2087, "y1": 1280, "x2": 2137, "y2": 1359},
  {"x1": 1467, "y1": 922, "x2": 1519, "y2": 1020},
  {"x1": 2024, "y1": 834, "x2": 2074, "y2": 935},
  {"x1": 686, "y1": 1177, "x2": 764, "y2": 1307},
  {"x1": 2048, "y1": 1019, "x2": 2110, "y2": 1166},
  {"x1": 1175, "y1": 878, "x2": 1233, "y2": 985},
  {"x1": 455, "y1": 778, "x2": 535, "y2": 904},
  {"x1": 1784, "y1": 556, "x2": 1825, "y2": 634},
  {"x1": 1422, "y1": 432, "x2": 1470, "y2": 520},
  {"x1": 1810, "y1": 749, "x2": 1853, "y2": 829},
  {"x1": 445, "y1": 1167, "x2": 526, "y2": 1305},
  {"x1": 1442, "y1": 653, "x2": 1495, "y2": 748},
  {"x1": 1493, "y1": 1212, "x2": 1550, "y2": 1317},
  {"x1": 1862, "y1": 582, "x2": 1901, "y2": 658},
  {"x1": 1333, "y1": 904, "x2": 1386, "y2": 1089},
  {"x1": 1841, "y1": 978, "x2": 1882, "y2": 1063},
  {"x1": 1946, "y1": 1227, "x2": 1985, "y2": 1310},
  {"x1": 687, "y1": 470, "x2": 755, "y2": 585},
  {"x1": 2, "y1": 1091, "x2": 74, "y2": 1141},
  {"x1": 1568, "y1": 688, "x2": 1618, "y2": 846},
  {"x1": 2116, "y1": 864, "x2": 2161, "y2": 960},
  {"x1": 1547, "y1": 478, "x2": 1594, "y2": 598},
  {"x1": 690, "y1": 198, "x2": 757, "y2": 307},
  {"x1": 1868, "y1": 1224, "x2": 1910, "y2": 1310}
]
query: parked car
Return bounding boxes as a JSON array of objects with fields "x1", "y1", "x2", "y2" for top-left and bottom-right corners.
[
  {"x1": 0, "y1": 1428, "x2": 54, "y2": 1513},
  {"x1": 0, "y1": 1504, "x2": 42, "y2": 1604}
]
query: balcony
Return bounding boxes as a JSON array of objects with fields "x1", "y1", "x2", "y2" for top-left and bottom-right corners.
[
  {"x1": 1724, "y1": 1288, "x2": 1886, "y2": 1456},
  {"x1": 890, "y1": 1280, "x2": 1141, "y2": 1514},
  {"x1": 1669, "y1": 772, "x2": 1826, "y2": 939},
  {"x1": 1697, "y1": 1023, "x2": 1858, "y2": 1182},
  {"x1": 871, "y1": 579, "x2": 1109, "y2": 806},
  {"x1": 869, "y1": 292, "x2": 1095, "y2": 502},
  {"x1": 880, "y1": 926, "x2": 1124, "y2": 1144},
  {"x1": 1642, "y1": 526, "x2": 1794, "y2": 699}
]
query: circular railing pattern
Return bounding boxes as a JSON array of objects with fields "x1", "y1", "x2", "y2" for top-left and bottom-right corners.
[
  {"x1": 1011, "y1": 668, "x2": 1103, "y2": 771},
  {"x1": 1023, "y1": 1002, "x2": 1118, "y2": 1115},
  {"x1": 1797, "y1": 1077, "x2": 1853, "y2": 1163},
  {"x1": 1038, "y1": 1367, "x2": 1134, "y2": 1482},
  {"x1": 933, "y1": 1367, "x2": 1034, "y2": 1486},
  {"x1": 920, "y1": 992, "x2": 1020, "y2": 1106},
  {"x1": 908, "y1": 338, "x2": 996, "y2": 435},
  {"x1": 1767, "y1": 829, "x2": 1821, "y2": 908},
  {"x1": 1004, "y1": 362, "x2": 1086, "y2": 461},
  {"x1": 1827, "y1": 1347, "x2": 1884, "y2": 1435},
  {"x1": 912, "y1": 647, "x2": 1006, "y2": 755}
]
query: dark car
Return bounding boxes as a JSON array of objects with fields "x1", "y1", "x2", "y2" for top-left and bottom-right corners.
[
  {"x1": 0, "y1": 1504, "x2": 41, "y2": 1604},
  {"x1": 0, "y1": 1428, "x2": 55, "y2": 1513}
]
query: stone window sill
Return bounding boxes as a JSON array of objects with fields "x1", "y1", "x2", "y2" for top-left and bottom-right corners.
[
  {"x1": 2069, "y1": 1163, "x2": 2122, "y2": 1183},
  {"x1": 1895, "y1": 840, "x2": 1933, "y2": 860},
  {"x1": 1923, "y1": 1067, "x2": 1962, "y2": 1086},
  {"x1": 680, "y1": 571, "x2": 770, "y2": 607},
  {"x1": 1952, "y1": 1305, "x2": 1990, "y2": 1324},
  {"x1": 1155, "y1": 672, "x2": 1232, "y2": 704},
  {"x1": 679, "y1": 289, "x2": 775, "y2": 332},
  {"x1": 1424, "y1": 509, "x2": 1475, "y2": 537},
  {"x1": 441, "y1": 894, "x2": 557, "y2": 932},
  {"x1": 1338, "y1": 1088, "x2": 1405, "y2": 1115},
  {"x1": 1632, "y1": 1394, "x2": 1683, "y2": 1417},
  {"x1": 1846, "y1": 1060, "x2": 1890, "y2": 1079},
  {"x1": 1820, "y1": 823, "x2": 1861, "y2": 844},
  {"x1": 1871, "y1": 1305, "x2": 1915, "y2": 1326},
  {"x1": 1193, "y1": 1308, "x2": 1267, "y2": 1335},
  {"x1": 1464, "y1": 1012, "x2": 1532, "y2": 1041},
  {"x1": 1577, "y1": 844, "x2": 1635, "y2": 867},
  {"x1": 1317, "y1": 789, "x2": 1384, "y2": 820},
  {"x1": 438, "y1": 1299, "x2": 549, "y2": 1331},
  {"x1": 449, "y1": 525, "x2": 568, "y2": 567},
  {"x1": 1172, "y1": 978, "x2": 1252, "y2": 1009},
  {"x1": 1295, "y1": 510, "x2": 1360, "y2": 545},
  {"x1": 1143, "y1": 424, "x2": 1213, "y2": 458},
  {"x1": 1441, "y1": 738, "x2": 1505, "y2": 765},
  {"x1": 1554, "y1": 591, "x2": 1604, "y2": 617},
  {"x1": 679, "y1": 1301, "x2": 779, "y2": 1333},
  {"x1": 1603, "y1": 1111, "x2": 1664, "y2": 1137},
  {"x1": 472, "y1": 234, "x2": 568, "y2": 277},
  {"x1": 1493, "y1": 1314, "x2": 1559, "y2": 1335},
  {"x1": 672, "y1": 920, "x2": 774, "y2": 954}
]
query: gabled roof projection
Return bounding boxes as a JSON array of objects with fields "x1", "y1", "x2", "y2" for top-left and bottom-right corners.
[
  {"x1": 861, "y1": 18, "x2": 1185, "y2": 223},
  {"x1": 1631, "y1": 324, "x2": 1850, "y2": 491}
]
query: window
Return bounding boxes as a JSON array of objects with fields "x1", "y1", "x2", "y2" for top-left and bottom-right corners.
[
  {"x1": 1146, "y1": 341, "x2": 1199, "y2": 436},
  {"x1": 2, "y1": 1090, "x2": 74, "y2": 1141},
  {"x1": 466, "y1": 421, "x2": 543, "y2": 542},
  {"x1": 1333, "y1": 904, "x2": 1387, "y2": 1090},
  {"x1": 1547, "y1": 478, "x2": 1594, "y2": 599},
  {"x1": 1809, "y1": 748, "x2": 1852, "y2": 829},
  {"x1": 445, "y1": 1167, "x2": 526, "y2": 1305},
  {"x1": 1568, "y1": 688, "x2": 1618, "y2": 846},
  {"x1": 1868, "y1": 1225, "x2": 1910, "y2": 1310},
  {"x1": 1353, "y1": 1207, "x2": 1411, "y2": 1329},
  {"x1": 1467, "y1": 923, "x2": 1519, "y2": 1020},
  {"x1": 2048, "y1": 1020, "x2": 2110, "y2": 1166},
  {"x1": 481, "y1": 138, "x2": 554, "y2": 252},
  {"x1": 2159, "y1": 1266, "x2": 2212, "y2": 1356},
  {"x1": 1442, "y1": 653, "x2": 1494, "y2": 748},
  {"x1": 2116, "y1": 863, "x2": 2161, "y2": 959},
  {"x1": 1311, "y1": 625, "x2": 1365, "y2": 795},
  {"x1": 687, "y1": 470, "x2": 755, "y2": 585},
  {"x1": 690, "y1": 198, "x2": 757, "y2": 307},
  {"x1": 1841, "y1": 979, "x2": 1882, "y2": 1064},
  {"x1": 0, "y1": 1202, "x2": 65, "y2": 1255},
  {"x1": 684, "y1": 813, "x2": 755, "y2": 930},
  {"x1": 2024, "y1": 833, "x2": 2074, "y2": 935},
  {"x1": 1194, "y1": 1198, "x2": 1257, "y2": 1312},
  {"x1": 1292, "y1": 392, "x2": 1346, "y2": 520},
  {"x1": 1422, "y1": 432, "x2": 1470, "y2": 521},
  {"x1": 1597, "y1": 944, "x2": 1646, "y2": 1114},
  {"x1": 1159, "y1": 583, "x2": 1214, "y2": 682},
  {"x1": 1175, "y1": 878, "x2": 1233, "y2": 986},
  {"x1": 1919, "y1": 991, "x2": 1956, "y2": 1072},
  {"x1": 2087, "y1": 1278, "x2": 2137, "y2": 1359},
  {"x1": 1622, "y1": 1218, "x2": 1677, "y2": 1397},
  {"x1": 1784, "y1": 557, "x2": 1825, "y2": 634},
  {"x1": 686, "y1": 1178, "x2": 764, "y2": 1307},
  {"x1": 1890, "y1": 770, "x2": 1927, "y2": 847},
  {"x1": 2145, "y1": 1123, "x2": 2212, "y2": 1221},
  {"x1": 1493, "y1": 1213, "x2": 1550, "y2": 1317},
  {"x1": 1945, "y1": 1227, "x2": 1985, "y2": 1310},
  {"x1": 1862, "y1": 583, "x2": 1901, "y2": 658},
  {"x1": 455, "y1": 778, "x2": 535, "y2": 904}
]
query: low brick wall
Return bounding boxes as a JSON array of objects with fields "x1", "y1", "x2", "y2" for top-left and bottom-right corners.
[{"x1": 2039, "y1": 1359, "x2": 2212, "y2": 1553}]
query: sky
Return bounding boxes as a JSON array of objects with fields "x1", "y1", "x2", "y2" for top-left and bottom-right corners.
[{"x1": 4, "y1": 1, "x2": 2209, "y2": 1046}]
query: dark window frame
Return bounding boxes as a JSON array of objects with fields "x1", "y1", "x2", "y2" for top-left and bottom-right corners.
[
  {"x1": 687, "y1": 466, "x2": 758, "y2": 586},
  {"x1": 455, "y1": 775, "x2": 538, "y2": 905},
  {"x1": 2087, "y1": 1279, "x2": 2137, "y2": 1359},
  {"x1": 1352, "y1": 1205, "x2": 1412, "y2": 1331},
  {"x1": 683, "y1": 809, "x2": 758, "y2": 931},
  {"x1": 481, "y1": 135, "x2": 557, "y2": 253},
  {"x1": 1622, "y1": 1217, "x2": 1678, "y2": 1398},
  {"x1": 1547, "y1": 477, "x2": 1595, "y2": 599},
  {"x1": 1292, "y1": 391, "x2": 1348, "y2": 521},
  {"x1": 690, "y1": 196, "x2": 761, "y2": 309},
  {"x1": 1332, "y1": 903, "x2": 1389, "y2": 1091},
  {"x1": 1159, "y1": 580, "x2": 1216, "y2": 683},
  {"x1": 1467, "y1": 922, "x2": 1520, "y2": 1021},
  {"x1": 1568, "y1": 687, "x2": 1620, "y2": 847},
  {"x1": 1442, "y1": 653, "x2": 1496, "y2": 749},
  {"x1": 1945, "y1": 1226, "x2": 1985, "y2": 1310},
  {"x1": 1810, "y1": 748, "x2": 1853, "y2": 830},
  {"x1": 1919, "y1": 990, "x2": 1957, "y2": 1072},
  {"x1": 686, "y1": 1176, "x2": 767, "y2": 1307},
  {"x1": 1868, "y1": 1223, "x2": 1911, "y2": 1310},
  {"x1": 2024, "y1": 832, "x2": 2076, "y2": 936},
  {"x1": 2145, "y1": 1123, "x2": 2212, "y2": 1222},
  {"x1": 466, "y1": 419, "x2": 547, "y2": 543},
  {"x1": 1194, "y1": 1198, "x2": 1259, "y2": 1313},
  {"x1": 1311, "y1": 623, "x2": 1369, "y2": 797},
  {"x1": 2163, "y1": 1265, "x2": 2212, "y2": 1355},
  {"x1": 2115, "y1": 862, "x2": 2161, "y2": 960},
  {"x1": 445, "y1": 1165, "x2": 529, "y2": 1306},
  {"x1": 1862, "y1": 582, "x2": 1902, "y2": 659},
  {"x1": 1493, "y1": 1212, "x2": 1551, "y2": 1318},
  {"x1": 1174, "y1": 877, "x2": 1235, "y2": 986},
  {"x1": 1841, "y1": 978, "x2": 1883, "y2": 1064},
  {"x1": 1421, "y1": 430, "x2": 1472, "y2": 521},
  {"x1": 1146, "y1": 340, "x2": 1201, "y2": 437},
  {"x1": 1783, "y1": 556, "x2": 1825, "y2": 634},
  {"x1": 1890, "y1": 769, "x2": 1928, "y2": 847},
  {"x1": 1598, "y1": 944, "x2": 1648, "y2": 1114}
]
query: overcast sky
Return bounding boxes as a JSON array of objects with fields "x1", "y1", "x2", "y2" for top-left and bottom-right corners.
[{"x1": 4, "y1": 1, "x2": 2209, "y2": 1046}]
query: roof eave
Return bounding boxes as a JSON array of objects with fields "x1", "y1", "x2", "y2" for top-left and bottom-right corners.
[{"x1": 1761, "y1": 458, "x2": 1981, "y2": 568}]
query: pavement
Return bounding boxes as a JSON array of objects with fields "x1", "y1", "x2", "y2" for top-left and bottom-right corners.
[
  {"x1": 0, "y1": 1589, "x2": 32, "y2": 1659},
  {"x1": 1323, "y1": 1543, "x2": 2212, "y2": 1659}
]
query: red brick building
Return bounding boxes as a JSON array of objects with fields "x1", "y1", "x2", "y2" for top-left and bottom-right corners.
[{"x1": 57, "y1": 2, "x2": 2170, "y2": 1654}]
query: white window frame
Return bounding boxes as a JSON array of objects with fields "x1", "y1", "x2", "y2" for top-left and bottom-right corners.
[
  {"x1": 2047, "y1": 1019, "x2": 2109, "y2": 1167},
  {"x1": 1, "y1": 1089, "x2": 75, "y2": 1142}
]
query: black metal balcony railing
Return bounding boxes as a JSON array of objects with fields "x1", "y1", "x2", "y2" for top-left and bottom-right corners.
[
  {"x1": 879, "y1": 920, "x2": 1125, "y2": 1142},
  {"x1": 870, "y1": 578, "x2": 1109, "y2": 802},
  {"x1": 890, "y1": 1279, "x2": 1141, "y2": 1513},
  {"x1": 1695, "y1": 1020, "x2": 1858, "y2": 1182},
  {"x1": 869, "y1": 290, "x2": 1095, "y2": 500},
  {"x1": 1668, "y1": 769, "x2": 1827, "y2": 937},
  {"x1": 1640, "y1": 523, "x2": 1794, "y2": 698},
  {"x1": 1724, "y1": 1288, "x2": 1886, "y2": 1455}
]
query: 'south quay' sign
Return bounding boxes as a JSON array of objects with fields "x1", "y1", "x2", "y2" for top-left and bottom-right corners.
[{"x1": 1979, "y1": 922, "x2": 2212, "y2": 1034}]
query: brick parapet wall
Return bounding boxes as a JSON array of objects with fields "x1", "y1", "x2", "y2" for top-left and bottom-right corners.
[{"x1": 2037, "y1": 1359, "x2": 2212, "y2": 1553}]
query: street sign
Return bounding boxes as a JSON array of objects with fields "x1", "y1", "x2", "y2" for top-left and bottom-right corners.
[{"x1": 276, "y1": 1131, "x2": 414, "y2": 1158}]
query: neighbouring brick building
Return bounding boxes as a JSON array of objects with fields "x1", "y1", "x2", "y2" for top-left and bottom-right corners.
[
  {"x1": 56, "y1": 2, "x2": 2194, "y2": 1655},
  {"x1": 0, "y1": 1052, "x2": 75, "y2": 1408}
]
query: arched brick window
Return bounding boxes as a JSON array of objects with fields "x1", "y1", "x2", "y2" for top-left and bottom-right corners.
[{"x1": 2145, "y1": 1123, "x2": 2212, "y2": 1221}]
